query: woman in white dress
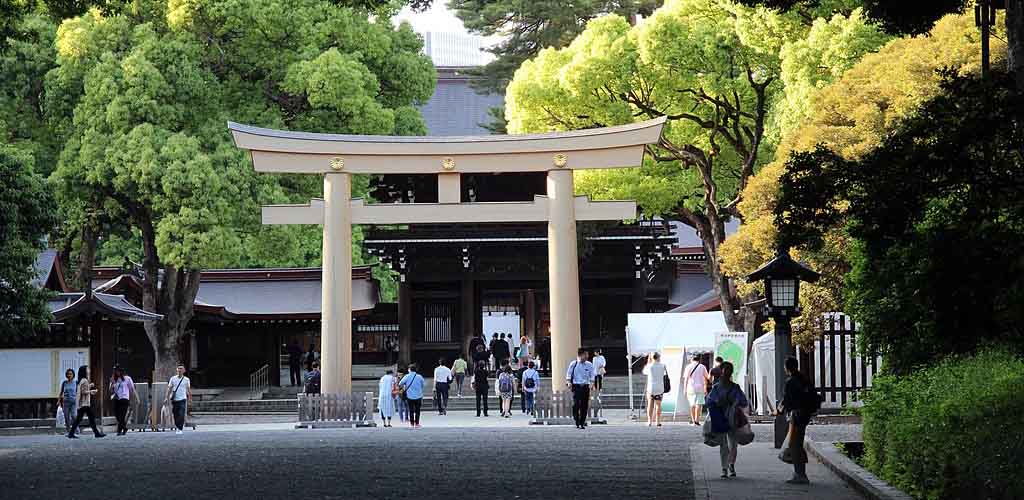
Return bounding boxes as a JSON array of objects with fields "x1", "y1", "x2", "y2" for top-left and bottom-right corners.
[
  {"x1": 378, "y1": 369, "x2": 397, "y2": 427},
  {"x1": 643, "y1": 352, "x2": 668, "y2": 427}
]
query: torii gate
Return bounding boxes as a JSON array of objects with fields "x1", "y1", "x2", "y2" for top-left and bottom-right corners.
[{"x1": 228, "y1": 117, "x2": 666, "y2": 394}]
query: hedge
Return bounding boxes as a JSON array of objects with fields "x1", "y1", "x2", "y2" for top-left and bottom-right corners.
[{"x1": 861, "y1": 349, "x2": 1024, "y2": 500}]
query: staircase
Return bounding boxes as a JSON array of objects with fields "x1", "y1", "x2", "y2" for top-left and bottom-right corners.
[{"x1": 191, "y1": 376, "x2": 651, "y2": 415}]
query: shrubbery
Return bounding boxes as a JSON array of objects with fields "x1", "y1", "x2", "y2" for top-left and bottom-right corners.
[{"x1": 861, "y1": 349, "x2": 1024, "y2": 500}]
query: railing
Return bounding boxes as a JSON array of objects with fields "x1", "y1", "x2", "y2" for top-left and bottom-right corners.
[
  {"x1": 297, "y1": 392, "x2": 376, "y2": 428},
  {"x1": 249, "y1": 364, "x2": 270, "y2": 400},
  {"x1": 531, "y1": 390, "x2": 605, "y2": 425}
]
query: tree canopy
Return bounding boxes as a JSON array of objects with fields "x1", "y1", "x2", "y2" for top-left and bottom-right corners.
[
  {"x1": 0, "y1": 146, "x2": 58, "y2": 341},
  {"x1": 506, "y1": 0, "x2": 885, "y2": 332},
  {"x1": 719, "y1": 13, "x2": 1002, "y2": 345},
  {"x1": 34, "y1": 0, "x2": 434, "y2": 376},
  {"x1": 777, "y1": 72, "x2": 1024, "y2": 372}
]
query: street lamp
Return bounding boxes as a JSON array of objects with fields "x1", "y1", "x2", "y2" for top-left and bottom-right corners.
[{"x1": 746, "y1": 247, "x2": 819, "y2": 448}]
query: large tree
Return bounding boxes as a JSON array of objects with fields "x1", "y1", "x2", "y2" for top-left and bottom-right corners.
[
  {"x1": 776, "y1": 72, "x2": 1024, "y2": 373},
  {"x1": 719, "y1": 13, "x2": 1003, "y2": 346},
  {"x1": 507, "y1": 0, "x2": 884, "y2": 332},
  {"x1": 49, "y1": 1, "x2": 435, "y2": 378},
  {"x1": 0, "y1": 146, "x2": 58, "y2": 341}
]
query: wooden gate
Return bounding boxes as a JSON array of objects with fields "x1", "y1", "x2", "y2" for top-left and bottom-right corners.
[
  {"x1": 297, "y1": 392, "x2": 376, "y2": 428},
  {"x1": 799, "y1": 313, "x2": 882, "y2": 408},
  {"x1": 531, "y1": 390, "x2": 605, "y2": 425}
]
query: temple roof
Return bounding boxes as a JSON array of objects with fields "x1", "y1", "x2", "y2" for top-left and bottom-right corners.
[{"x1": 49, "y1": 292, "x2": 164, "y2": 323}]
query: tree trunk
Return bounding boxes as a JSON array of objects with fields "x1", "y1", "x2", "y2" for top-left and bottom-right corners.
[
  {"x1": 76, "y1": 221, "x2": 98, "y2": 292},
  {"x1": 135, "y1": 213, "x2": 202, "y2": 382},
  {"x1": 1008, "y1": 0, "x2": 1024, "y2": 91}
]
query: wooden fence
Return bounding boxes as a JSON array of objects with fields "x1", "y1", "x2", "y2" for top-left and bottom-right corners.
[
  {"x1": 297, "y1": 392, "x2": 376, "y2": 428},
  {"x1": 531, "y1": 390, "x2": 605, "y2": 425},
  {"x1": 799, "y1": 313, "x2": 882, "y2": 408}
]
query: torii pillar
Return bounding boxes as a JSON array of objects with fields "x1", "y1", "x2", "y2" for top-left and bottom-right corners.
[{"x1": 228, "y1": 117, "x2": 666, "y2": 393}]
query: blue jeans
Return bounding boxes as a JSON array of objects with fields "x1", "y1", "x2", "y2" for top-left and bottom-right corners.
[{"x1": 524, "y1": 391, "x2": 535, "y2": 414}]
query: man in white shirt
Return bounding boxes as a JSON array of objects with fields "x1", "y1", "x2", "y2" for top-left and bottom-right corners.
[
  {"x1": 165, "y1": 365, "x2": 192, "y2": 434},
  {"x1": 592, "y1": 349, "x2": 607, "y2": 393},
  {"x1": 565, "y1": 348, "x2": 596, "y2": 429},
  {"x1": 683, "y1": 353, "x2": 710, "y2": 426},
  {"x1": 433, "y1": 358, "x2": 453, "y2": 415}
]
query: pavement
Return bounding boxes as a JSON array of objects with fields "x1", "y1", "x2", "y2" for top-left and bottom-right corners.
[{"x1": 0, "y1": 410, "x2": 866, "y2": 500}]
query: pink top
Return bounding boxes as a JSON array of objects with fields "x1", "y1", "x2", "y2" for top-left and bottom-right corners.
[
  {"x1": 111, "y1": 375, "x2": 135, "y2": 400},
  {"x1": 685, "y1": 362, "x2": 709, "y2": 393}
]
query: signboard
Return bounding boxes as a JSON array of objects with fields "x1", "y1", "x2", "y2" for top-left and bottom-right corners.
[
  {"x1": 714, "y1": 332, "x2": 748, "y2": 390},
  {"x1": 0, "y1": 348, "x2": 90, "y2": 399},
  {"x1": 660, "y1": 346, "x2": 685, "y2": 413}
]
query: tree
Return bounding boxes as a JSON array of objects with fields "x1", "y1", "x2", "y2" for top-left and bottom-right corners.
[
  {"x1": 49, "y1": 1, "x2": 435, "y2": 378},
  {"x1": 719, "y1": 13, "x2": 1002, "y2": 346},
  {"x1": 507, "y1": 0, "x2": 810, "y2": 331},
  {"x1": 0, "y1": 146, "x2": 58, "y2": 341},
  {"x1": 776, "y1": 72, "x2": 1024, "y2": 373}
]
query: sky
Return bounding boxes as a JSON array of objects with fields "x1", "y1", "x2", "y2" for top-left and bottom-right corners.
[{"x1": 393, "y1": 2, "x2": 503, "y2": 44}]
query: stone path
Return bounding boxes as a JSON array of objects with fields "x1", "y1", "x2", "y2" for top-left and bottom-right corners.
[{"x1": 0, "y1": 414, "x2": 865, "y2": 500}]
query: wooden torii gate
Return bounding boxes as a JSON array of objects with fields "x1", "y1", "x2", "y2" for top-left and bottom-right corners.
[{"x1": 228, "y1": 117, "x2": 666, "y2": 394}]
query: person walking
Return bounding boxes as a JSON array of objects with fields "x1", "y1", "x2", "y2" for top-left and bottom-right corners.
[
  {"x1": 522, "y1": 361, "x2": 540, "y2": 416},
  {"x1": 433, "y1": 358, "x2": 453, "y2": 415},
  {"x1": 166, "y1": 364, "x2": 192, "y2": 435},
  {"x1": 709, "y1": 356, "x2": 724, "y2": 387},
  {"x1": 395, "y1": 369, "x2": 409, "y2": 423},
  {"x1": 518, "y1": 335, "x2": 531, "y2": 363},
  {"x1": 304, "y1": 361, "x2": 322, "y2": 394},
  {"x1": 643, "y1": 352, "x2": 668, "y2": 427},
  {"x1": 592, "y1": 349, "x2": 607, "y2": 393},
  {"x1": 377, "y1": 369, "x2": 397, "y2": 427},
  {"x1": 452, "y1": 355, "x2": 468, "y2": 398},
  {"x1": 778, "y1": 356, "x2": 814, "y2": 484},
  {"x1": 469, "y1": 332, "x2": 485, "y2": 360},
  {"x1": 67, "y1": 365, "x2": 105, "y2": 439},
  {"x1": 58, "y1": 368, "x2": 77, "y2": 435},
  {"x1": 109, "y1": 366, "x2": 136, "y2": 436},
  {"x1": 472, "y1": 361, "x2": 490, "y2": 417},
  {"x1": 493, "y1": 335, "x2": 511, "y2": 375},
  {"x1": 398, "y1": 364, "x2": 425, "y2": 428},
  {"x1": 496, "y1": 365, "x2": 516, "y2": 418},
  {"x1": 505, "y1": 333, "x2": 516, "y2": 362},
  {"x1": 683, "y1": 353, "x2": 710, "y2": 426},
  {"x1": 706, "y1": 361, "x2": 749, "y2": 479},
  {"x1": 566, "y1": 348, "x2": 596, "y2": 429},
  {"x1": 515, "y1": 361, "x2": 528, "y2": 413},
  {"x1": 287, "y1": 340, "x2": 303, "y2": 387}
]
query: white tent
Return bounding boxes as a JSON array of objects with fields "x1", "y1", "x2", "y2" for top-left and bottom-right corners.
[
  {"x1": 625, "y1": 312, "x2": 726, "y2": 416},
  {"x1": 625, "y1": 312, "x2": 724, "y2": 355},
  {"x1": 751, "y1": 333, "x2": 776, "y2": 415}
]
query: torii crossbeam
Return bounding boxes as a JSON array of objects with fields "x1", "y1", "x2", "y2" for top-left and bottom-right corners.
[{"x1": 229, "y1": 117, "x2": 666, "y2": 393}]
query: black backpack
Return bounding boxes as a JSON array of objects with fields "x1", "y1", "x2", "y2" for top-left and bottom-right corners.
[
  {"x1": 524, "y1": 374, "x2": 536, "y2": 389},
  {"x1": 305, "y1": 371, "x2": 321, "y2": 394},
  {"x1": 802, "y1": 384, "x2": 823, "y2": 414}
]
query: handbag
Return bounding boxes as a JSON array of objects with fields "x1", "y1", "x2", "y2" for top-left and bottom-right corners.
[
  {"x1": 702, "y1": 418, "x2": 720, "y2": 447},
  {"x1": 662, "y1": 372, "x2": 671, "y2": 394},
  {"x1": 55, "y1": 405, "x2": 65, "y2": 429}
]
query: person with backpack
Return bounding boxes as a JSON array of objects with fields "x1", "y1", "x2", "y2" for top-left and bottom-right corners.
[
  {"x1": 472, "y1": 361, "x2": 490, "y2": 417},
  {"x1": 515, "y1": 361, "x2": 528, "y2": 413},
  {"x1": 521, "y1": 361, "x2": 541, "y2": 416},
  {"x1": 705, "y1": 361, "x2": 749, "y2": 479},
  {"x1": 304, "y1": 361, "x2": 321, "y2": 394},
  {"x1": 643, "y1": 352, "x2": 668, "y2": 427},
  {"x1": 398, "y1": 364, "x2": 425, "y2": 428},
  {"x1": 496, "y1": 365, "x2": 516, "y2": 418},
  {"x1": 777, "y1": 356, "x2": 818, "y2": 484}
]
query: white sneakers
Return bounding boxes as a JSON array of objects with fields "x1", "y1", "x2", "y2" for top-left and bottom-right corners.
[{"x1": 175, "y1": 430, "x2": 183, "y2": 435}]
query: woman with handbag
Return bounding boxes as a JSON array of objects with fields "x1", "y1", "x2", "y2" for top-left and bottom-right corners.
[
  {"x1": 377, "y1": 369, "x2": 397, "y2": 427},
  {"x1": 777, "y1": 356, "x2": 813, "y2": 484},
  {"x1": 705, "y1": 361, "x2": 748, "y2": 478},
  {"x1": 398, "y1": 364, "x2": 425, "y2": 428},
  {"x1": 109, "y1": 366, "x2": 136, "y2": 436},
  {"x1": 57, "y1": 369, "x2": 77, "y2": 435},
  {"x1": 642, "y1": 352, "x2": 668, "y2": 427},
  {"x1": 394, "y1": 369, "x2": 409, "y2": 423},
  {"x1": 67, "y1": 365, "x2": 105, "y2": 439}
]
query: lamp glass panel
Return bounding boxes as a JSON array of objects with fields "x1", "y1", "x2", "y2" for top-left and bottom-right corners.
[{"x1": 770, "y1": 278, "x2": 797, "y2": 308}]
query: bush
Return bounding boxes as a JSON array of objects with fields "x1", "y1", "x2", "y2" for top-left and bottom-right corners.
[{"x1": 861, "y1": 349, "x2": 1024, "y2": 499}]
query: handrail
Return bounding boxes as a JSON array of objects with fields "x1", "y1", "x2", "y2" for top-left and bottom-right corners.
[{"x1": 249, "y1": 364, "x2": 270, "y2": 400}]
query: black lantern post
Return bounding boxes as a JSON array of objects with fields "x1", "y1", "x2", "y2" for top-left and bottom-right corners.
[{"x1": 746, "y1": 248, "x2": 819, "y2": 448}]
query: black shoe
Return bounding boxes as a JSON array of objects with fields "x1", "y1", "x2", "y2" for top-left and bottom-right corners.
[
  {"x1": 729, "y1": 465, "x2": 736, "y2": 477},
  {"x1": 67, "y1": 434, "x2": 79, "y2": 439},
  {"x1": 95, "y1": 433, "x2": 106, "y2": 438}
]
